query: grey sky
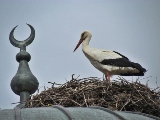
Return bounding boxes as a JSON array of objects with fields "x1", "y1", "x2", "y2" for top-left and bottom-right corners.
[{"x1": 0, "y1": 0, "x2": 160, "y2": 109}]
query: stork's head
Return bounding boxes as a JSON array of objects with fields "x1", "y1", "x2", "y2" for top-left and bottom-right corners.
[
  {"x1": 73, "y1": 31, "x2": 92, "y2": 52},
  {"x1": 80, "y1": 31, "x2": 92, "y2": 40}
]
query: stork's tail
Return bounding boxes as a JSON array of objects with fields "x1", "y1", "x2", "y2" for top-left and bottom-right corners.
[{"x1": 121, "y1": 62, "x2": 146, "y2": 76}]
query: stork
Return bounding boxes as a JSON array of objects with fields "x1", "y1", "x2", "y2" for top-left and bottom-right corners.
[{"x1": 73, "y1": 31, "x2": 146, "y2": 82}]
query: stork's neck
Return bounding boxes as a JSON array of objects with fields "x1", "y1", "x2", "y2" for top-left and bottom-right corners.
[
  {"x1": 82, "y1": 37, "x2": 91, "y2": 49},
  {"x1": 81, "y1": 36, "x2": 95, "y2": 61}
]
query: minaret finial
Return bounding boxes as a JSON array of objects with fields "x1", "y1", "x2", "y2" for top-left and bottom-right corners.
[
  {"x1": 9, "y1": 23, "x2": 35, "y2": 51},
  {"x1": 9, "y1": 24, "x2": 39, "y2": 108}
]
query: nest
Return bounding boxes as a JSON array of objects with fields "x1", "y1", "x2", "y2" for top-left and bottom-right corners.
[{"x1": 25, "y1": 75, "x2": 160, "y2": 117}]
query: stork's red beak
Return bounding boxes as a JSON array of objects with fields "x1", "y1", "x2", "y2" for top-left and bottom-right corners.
[{"x1": 73, "y1": 38, "x2": 84, "y2": 52}]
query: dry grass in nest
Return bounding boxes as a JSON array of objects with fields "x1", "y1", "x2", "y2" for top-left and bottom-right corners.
[{"x1": 25, "y1": 75, "x2": 160, "y2": 117}]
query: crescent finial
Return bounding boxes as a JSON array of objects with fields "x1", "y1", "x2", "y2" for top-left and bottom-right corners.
[{"x1": 9, "y1": 24, "x2": 35, "y2": 51}]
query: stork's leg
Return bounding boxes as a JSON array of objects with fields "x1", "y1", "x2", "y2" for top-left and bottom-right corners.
[
  {"x1": 105, "y1": 70, "x2": 110, "y2": 83},
  {"x1": 103, "y1": 74, "x2": 105, "y2": 81}
]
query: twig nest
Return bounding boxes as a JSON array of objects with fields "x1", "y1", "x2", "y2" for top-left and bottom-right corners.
[{"x1": 25, "y1": 76, "x2": 160, "y2": 117}]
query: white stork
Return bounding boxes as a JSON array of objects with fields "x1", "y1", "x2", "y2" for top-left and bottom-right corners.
[{"x1": 73, "y1": 31, "x2": 146, "y2": 82}]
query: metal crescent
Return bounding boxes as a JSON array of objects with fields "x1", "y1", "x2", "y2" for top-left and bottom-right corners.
[{"x1": 9, "y1": 24, "x2": 35, "y2": 49}]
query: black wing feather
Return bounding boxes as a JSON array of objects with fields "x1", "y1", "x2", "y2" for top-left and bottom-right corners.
[
  {"x1": 100, "y1": 58, "x2": 132, "y2": 67},
  {"x1": 113, "y1": 51, "x2": 129, "y2": 60},
  {"x1": 100, "y1": 58, "x2": 146, "y2": 73}
]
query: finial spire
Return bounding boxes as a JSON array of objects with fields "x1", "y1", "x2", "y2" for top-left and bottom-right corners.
[{"x1": 9, "y1": 24, "x2": 39, "y2": 108}]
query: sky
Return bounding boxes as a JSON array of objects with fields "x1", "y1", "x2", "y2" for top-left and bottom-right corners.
[{"x1": 0, "y1": 0, "x2": 160, "y2": 109}]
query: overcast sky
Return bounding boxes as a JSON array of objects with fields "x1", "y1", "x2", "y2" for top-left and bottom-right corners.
[{"x1": 0, "y1": 0, "x2": 160, "y2": 109}]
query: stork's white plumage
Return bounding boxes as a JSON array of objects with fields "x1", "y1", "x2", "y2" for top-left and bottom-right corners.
[{"x1": 73, "y1": 31, "x2": 146, "y2": 82}]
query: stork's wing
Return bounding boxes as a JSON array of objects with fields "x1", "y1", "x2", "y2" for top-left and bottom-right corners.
[
  {"x1": 89, "y1": 48, "x2": 144, "y2": 69},
  {"x1": 89, "y1": 49, "x2": 126, "y2": 62},
  {"x1": 98, "y1": 50, "x2": 135, "y2": 67},
  {"x1": 113, "y1": 51, "x2": 129, "y2": 60},
  {"x1": 100, "y1": 58, "x2": 134, "y2": 67},
  {"x1": 97, "y1": 50, "x2": 146, "y2": 73}
]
